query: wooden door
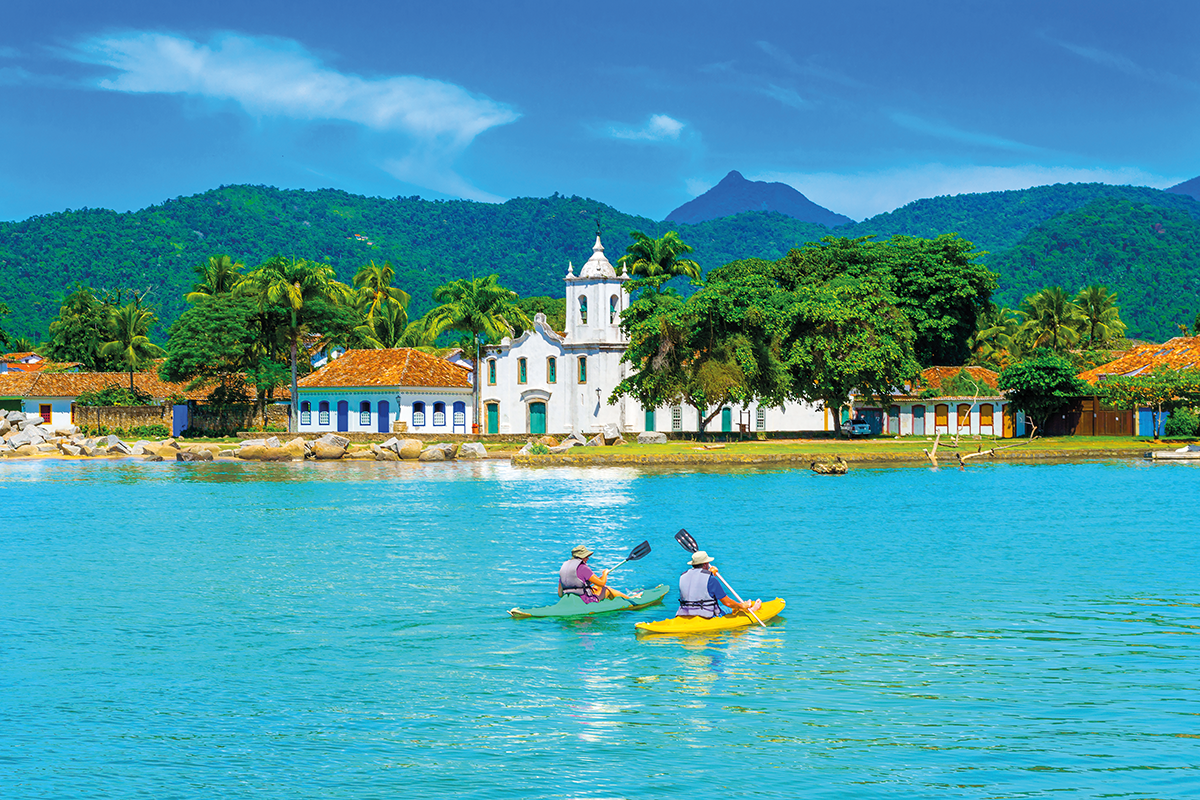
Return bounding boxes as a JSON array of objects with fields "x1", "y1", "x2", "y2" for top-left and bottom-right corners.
[
  {"x1": 529, "y1": 402, "x2": 546, "y2": 435},
  {"x1": 486, "y1": 403, "x2": 499, "y2": 434}
]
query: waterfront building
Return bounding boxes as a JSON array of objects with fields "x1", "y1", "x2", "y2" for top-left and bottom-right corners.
[
  {"x1": 295, "y1": 347, "x2": 474, "y2": 435},
  {"x1": 480, "y1": 234, "x2": 826, "y2": 436}
]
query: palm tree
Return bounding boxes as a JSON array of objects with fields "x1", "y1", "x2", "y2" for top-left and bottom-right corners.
[
  {"x1": 969, "y1": 304, "x2": 1019, "y2": 370},
  {"x1": 354, "y1": 260, "x2": 411, "y2": 322},
  {"x1": 100, "y1": 303, "x2": 165, "y2": 390},
  {"x1": 11, "y1": 336, "x2": 37, "y2": 353},
  {"x1": 617, "y1": 231, "x2": 702, "y2": 280},
  {"x1": 423, "y1": 275, "x2": 532, "y2": 430},
  {"x1": 186, "y1": 255, "x2": 245, "y2": 303},
  {"x1": 1074, "y1": 284, "x2": 1126, "y2": 347},
  {"x1": 241, "y1": 256, "x2": 352, "y2": 432},
  {"x1": 1016, "y1": 287, "x2": 1084, "y2": 352}
]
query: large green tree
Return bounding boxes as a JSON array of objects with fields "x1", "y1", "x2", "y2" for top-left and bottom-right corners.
[
  {"x1": 160, "y1": 295, "x2": 261, "y2": 393},
  {"x1": 101, "y1": 302, "x2": 166, "y2": 390},
  {"x1": 240, "y1": 257, "x2": 353, "y2": 432},
  {"x1": 774, "y1": 234, "x2": 995, "y2": 367},
  {"x1": 43, "y1": 285, "x2": 122, "y2": 370},
  {"x1": 997, "y1": 350, "x2": 1090, "y2": 434},
  {"x1": 617, "y1": 230, "x2": 702, "y2": 280},
  {"x1": 423, "y1": 275, "x2": 531, "y2": 428}
]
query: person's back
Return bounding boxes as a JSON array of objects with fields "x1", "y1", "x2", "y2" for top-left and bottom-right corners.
[{"x1": 677, "y1": 551, "x2": 725, "y2": 618}]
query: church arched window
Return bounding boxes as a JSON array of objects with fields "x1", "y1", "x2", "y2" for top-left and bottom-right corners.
[{"x1": 579, "y1": 295, "x2": 588, "y2": 325}]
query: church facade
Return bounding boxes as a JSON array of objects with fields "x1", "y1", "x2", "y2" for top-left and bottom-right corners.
[{"x1": 479, "y1": 235, "x2": 828, "y2": 436}]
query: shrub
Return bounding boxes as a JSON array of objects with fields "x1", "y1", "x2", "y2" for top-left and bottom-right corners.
[
  {"x1": 1165, "y1": 407, "x2": 1199, "y2": 438},
  {"x1": 75, "y1": 385, "x2": 155, "y2": 407},
  {"x1": 529, "y1": 443, "x2": 550, "y2": 455}
]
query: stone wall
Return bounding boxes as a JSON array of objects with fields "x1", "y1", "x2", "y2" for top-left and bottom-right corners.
[
  {"x1": 237, "y1": 430, "x2": 532, "y2": 444},
  {"x1": 73, "y1": 404, "x2": 171, "y2": 430},
  {"x1": 190, "y1": 403, "x2": 289, "y2": 433}
]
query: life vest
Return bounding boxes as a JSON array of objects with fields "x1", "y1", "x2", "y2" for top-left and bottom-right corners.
[
  {"x1": 559, "y1": 558, "x2": 594, "y2": 597},
  {"x1": 677, "y1": 568, "x2": 720, "y2": 618}
]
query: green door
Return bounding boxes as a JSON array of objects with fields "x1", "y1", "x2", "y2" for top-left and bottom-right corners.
[
  {"x1": 486, "y1": 403, "x2": 499, "y2": 434},
  {"x1": 644, "y1": 408, "x2": 654, "y2": 431},
  {"x1": 530, "y1": 402, "x2": 546, "y2": 435},
  {"x1": 721, "y1": 408, "x2": 732, "y2": 432}
]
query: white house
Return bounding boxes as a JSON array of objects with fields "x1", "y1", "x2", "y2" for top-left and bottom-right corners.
[
  {"x1": 851, "y1": 366, "x2": 1024, "y2": 437},
  {"x1": 296, "y1": 347, "x2": 474, "y2": 434},
  {"x1": 480, "y1": 234, "x2": 826, "y2": 435}
]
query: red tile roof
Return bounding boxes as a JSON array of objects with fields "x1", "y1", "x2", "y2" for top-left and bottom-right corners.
[
  {"x1": 1078, "y1": 336, "x2": 1200, "y2": 385},
  {"x1": 0, "y1": 373, "x2": 39, "y2": 397},
  {"x1": 298, "y1": 348, "x2": 472, "y2": 389},
  {"x1": 917, "y1": 366, "x2": 1000, "y2": 393}
]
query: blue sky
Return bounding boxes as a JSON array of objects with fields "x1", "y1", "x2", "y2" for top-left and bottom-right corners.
[{"x1": 2, "y1": 0, "x2": 1197, "y2": 222}]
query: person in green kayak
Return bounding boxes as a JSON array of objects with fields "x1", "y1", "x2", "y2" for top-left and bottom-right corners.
[
  {"x1": 677, "y1": 551, "x2": 761, "y2": 618},
  {"x1": 558, "y1": 544, "x2": 631, "y2": 603}
]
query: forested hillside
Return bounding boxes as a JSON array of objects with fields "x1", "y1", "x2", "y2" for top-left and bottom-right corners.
[
  {"x1": 991, "y1": 198, "x2": 1200, "y2": 340},
  {"x1": 0, "y1": 187, "x2": 828, "y2": 341},
  {"x1": 2, "y1": 181, "x2": 1199, "y2": 343}
]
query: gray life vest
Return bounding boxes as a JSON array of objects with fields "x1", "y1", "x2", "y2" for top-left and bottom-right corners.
[
  {"x1": 678, "y1": 568, "x2": 720, "y2": 618},
  {"x1": 559, "y1": 558, "x2": 593, "y2": 597}
]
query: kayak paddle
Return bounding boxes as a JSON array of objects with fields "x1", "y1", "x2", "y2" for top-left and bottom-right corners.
[
  {"x1": 673, "y1": 528, "x2": 766, "y2": 628},
  {"x1": 607, "y1": 540, "x2": 651, "y2": 573}
]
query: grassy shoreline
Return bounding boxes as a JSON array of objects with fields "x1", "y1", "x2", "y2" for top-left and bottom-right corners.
[{"x1": 511, "y1": 436, "x2": 1179, "y2": 467}]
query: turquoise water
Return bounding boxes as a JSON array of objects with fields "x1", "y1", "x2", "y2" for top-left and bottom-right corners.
[{"x1": 3, "y1": 458, "x2": 1199, "y2": 799}]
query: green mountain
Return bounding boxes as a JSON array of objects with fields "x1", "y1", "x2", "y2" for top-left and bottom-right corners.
[
  {"x1": 2, "y1": 181, "x2": 1199, "y2": 344},
  {"x1": 991, "y1": 197, "x2": 1200, "y2": 340}
]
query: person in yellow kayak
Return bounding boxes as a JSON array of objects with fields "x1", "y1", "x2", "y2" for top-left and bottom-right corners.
[
  {"x1": 558, "y1": 544, "x2": 632, "y2": 603},
  {"x1": 677, "y1": 551, "x2": 761, "y2": 618}
]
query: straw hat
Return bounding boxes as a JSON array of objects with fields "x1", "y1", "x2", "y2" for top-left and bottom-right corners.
[
  {"x1": 690, "y1": 550, "x2": 714, "y2": 566},
  {"x1": 572, "y1": 544, "x2": 594, "y2": 559}
]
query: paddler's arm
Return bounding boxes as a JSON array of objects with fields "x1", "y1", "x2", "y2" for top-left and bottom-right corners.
[
  {"x1": 710, "y1": 567, "x2": 756, "y2": 613},
  {"x1": 588, "y1": 569, "x2": 632, "y2": 601}
]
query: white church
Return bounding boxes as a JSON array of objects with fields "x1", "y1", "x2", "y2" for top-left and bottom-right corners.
[{"x1": 479, "y1": 235, "x2": 829, "y2": 436}]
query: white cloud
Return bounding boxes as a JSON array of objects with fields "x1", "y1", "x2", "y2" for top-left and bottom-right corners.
[
  {"x1": 754, "y1": 164, "x2": 1182, "y2": 222},
  {"x1": 67, "y1": 31, "x2": 519, "y2": 200},
  {"x1": 1043, "y1": 34, "x2": 1199, "y2": 94},
  {"x1": 607, "y1": 114, "x2": 685, "y2": 142}
]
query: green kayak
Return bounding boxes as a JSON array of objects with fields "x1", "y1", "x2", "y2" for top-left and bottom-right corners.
[{"x1": 509, "y1": 584, "x2": 669, "y2": 619}]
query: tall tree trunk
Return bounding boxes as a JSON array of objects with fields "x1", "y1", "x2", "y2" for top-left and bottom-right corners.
[{"x1": 290, "y1": 339, "x2": 298, "y2": 434}]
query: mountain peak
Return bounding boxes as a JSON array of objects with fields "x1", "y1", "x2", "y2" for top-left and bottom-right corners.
[
  {"x1": 1167, "y1": 175, "x2": 1200, "y2": 202},
  {"x1": 666, "y1": 170, "x2": 852, "y2": 227}
]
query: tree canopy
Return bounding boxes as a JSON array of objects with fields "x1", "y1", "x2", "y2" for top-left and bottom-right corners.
[{"x1": 997, "y1": 350, "x2": 1090, "y2": 433}]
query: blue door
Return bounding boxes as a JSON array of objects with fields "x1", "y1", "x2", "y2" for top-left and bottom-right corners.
[
  {"x1": 172, "y1": 403, "x2": 189, "y2": 437},
  {"x1": 377, "y1": 400, "x2": 390, "y2": 433},
  {"x1": 336, "y1": 401, "x2": 349, "y2": 432}
]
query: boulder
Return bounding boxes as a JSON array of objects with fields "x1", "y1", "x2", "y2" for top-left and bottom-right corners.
[
  {"x1": 536, "y1": 435, "x2": 559, "y2": 447},
  {"x1": 317, "y1": 433, "x2": 351, "y2": 449},
  {"x1": 380, "y1": 436, "x2": 402, "y2": 455},
  {"x1": 418, "y1": 446, "x2": 446, "y2": 462},
  {"x1": 264, "y1": 436, "x2": 282, "y2": 449},
  {"x1": 586, "y1": 433, "x2": 605, "y2": 447},
  {"x1": 398, "y1": 438, "x2": 423, "y2": 459},
  {"x1": 130, "y1": 445, "x2": 146, "y2": 456},
  {"x1": 427, "y1": 442, "x2": 457, "y2": 459},
  {"x1": 548, "y1": 443, "x2": 578, "y2": 454},
  {"x1": 637, "y1": 431, "x2": 669, "y2": 445},
  {"x1": 517, "y1": 442, "x2": 533, "y2": 455},
  {"x1": 7, "y1": 429, "x2": 37, "y2": 448},
  {"x1": 602, "y1": 423, "x2": 622, "y2": 444},
  {"x1": 218, "y1": 449, "x2": 237, "y2": 458},
  {"x1": 375, "y1": 447, "x2": 400, "y2": 462},
  {"x1": 281, "y1": 438, "x2": 308, "y2": 460},
  {"x1": 36, "y1": 443, "x2": 58, "y2": 453},
  {"x1": 16, "y1": 444, "x2": 39, "y2": 456},
  {"x1": 237, "y1": 445, "x2": 268, "y2": 461},
  {"x1": 565, "y1": 430, "x2": 588, "y2": 445},
  {"x1": 0, "y1": 418, "x2": 9, "y2": 435},
  {"x1": 312, "y1": 441, "x2": 346, "y2": 460},
  {"x1": 344, "y1": 449, "x2": 377, "y2": 460},
  {"x1": 240, "y1": 438, "x2": 267, "y2": 448},
  {"x1": 176, "y1": 449, "x2": 213, "y2": 462},
  {"x1": 811, "y1": 457, "x2": 848, "y2": 476},
  {"x1": 143, "y1": 453, "x2": 164, "y2": 462},
  {"x1": 458, "y1": 441, "x2": 487, "y2": 459},
  {"x1": 610, "y1": 436, "x2": 628, "y2": 446},
  {"x1": 53, "y1": 424, "x2": 79, "y2": 437},
  {"x1": 105, "y1": 434, "x2": 122, "y2": 448},
  {"x1": 260, "y1": 446, "x2": 294, "y2": 461},
  {"x1": 60, "y1": 444, "x2": 83, "y2": 456}
]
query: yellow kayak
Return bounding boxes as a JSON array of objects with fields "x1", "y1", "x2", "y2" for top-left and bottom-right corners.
[{"x1": 634, "y1": 598, "x2": 786, "y2": 635}]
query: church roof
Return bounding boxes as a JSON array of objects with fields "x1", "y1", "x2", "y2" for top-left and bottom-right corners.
[{"x1": 577, "y1": 236, "x2": 618, "y2": 279}]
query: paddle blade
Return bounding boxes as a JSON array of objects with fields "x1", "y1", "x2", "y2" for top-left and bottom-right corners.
[
  {"x1": 674, "y1": 529, "x2": 699, "y2": 553},
  {"x1": 627, "y1": 540, "x2": 652, "y2": 562}
]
